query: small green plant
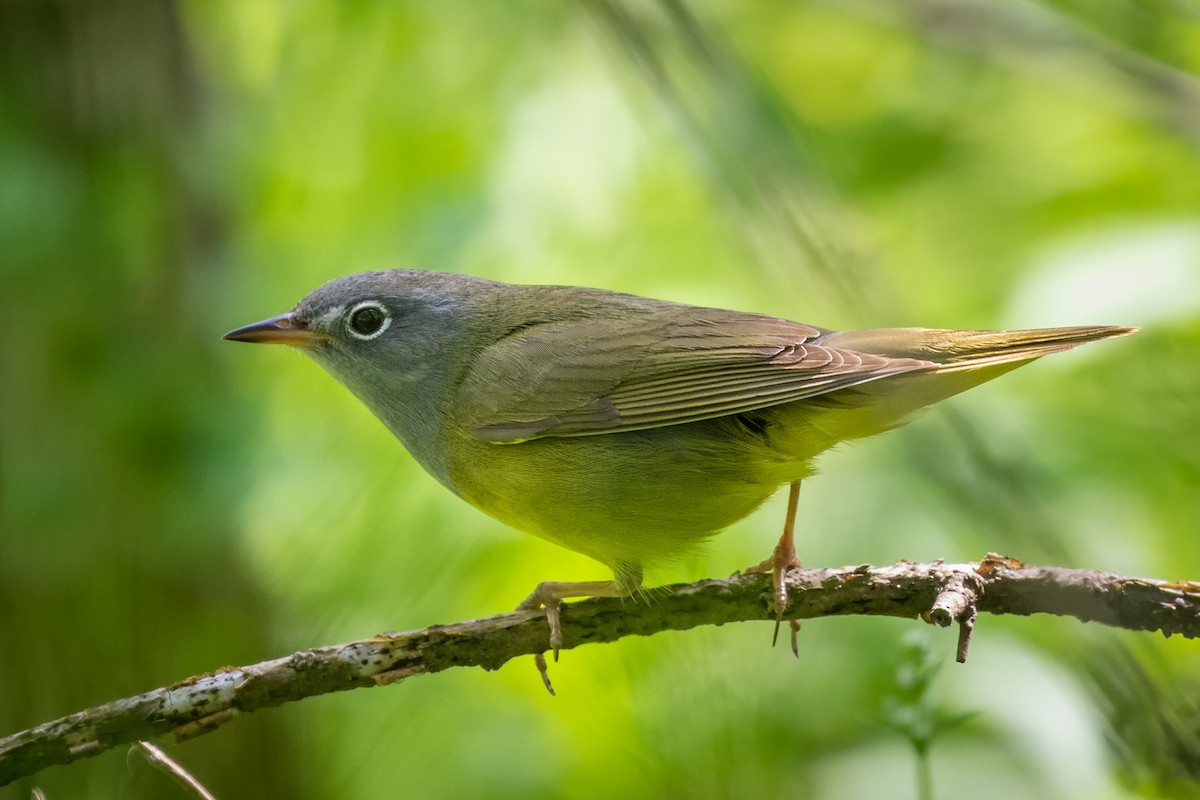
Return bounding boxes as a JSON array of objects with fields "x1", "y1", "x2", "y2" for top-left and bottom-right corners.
[{"x1": 883, "y1": 631, "x2": 977, "y2": 800}]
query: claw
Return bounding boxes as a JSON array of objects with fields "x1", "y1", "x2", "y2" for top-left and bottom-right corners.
[
  {"x1": 771, "y1": 617, "x2": 802, "y2": 651},
  {"x1": 534, "y1": 652, "x2": 555, "y2": 696}
]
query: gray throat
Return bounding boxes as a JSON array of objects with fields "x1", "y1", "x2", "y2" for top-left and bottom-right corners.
[{"x1": 309, "y1": 351, "x2": 459, "y2": 491}]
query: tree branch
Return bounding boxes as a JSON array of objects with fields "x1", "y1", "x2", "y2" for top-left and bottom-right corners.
[{"x1": 4, "y1": 554, "x2": 1199, "y2": 785}]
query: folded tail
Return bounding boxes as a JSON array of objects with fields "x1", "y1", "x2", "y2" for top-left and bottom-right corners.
[
  {"x1": 817, "y1": 324, "x2": 1137, "y2": 371},
  {"x1": 773, "y1": 324, "x2": 1137, "y2": 459}
]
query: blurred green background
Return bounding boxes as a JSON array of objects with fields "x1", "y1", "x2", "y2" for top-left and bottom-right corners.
[{"x1": 3, "y1": 1, "x2": 1200, "y2": 798}]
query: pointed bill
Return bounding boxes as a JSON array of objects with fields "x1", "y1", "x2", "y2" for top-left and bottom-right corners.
[{"x1": 223, "y1": 313, "x2": 330, "y2": 348}]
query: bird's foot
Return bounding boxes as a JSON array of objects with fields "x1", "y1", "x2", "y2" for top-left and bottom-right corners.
[
  {"x1": 517, "y1": 586, "x2": 565, "y2": 654},
  {"x1": 747, "y1": 539, "x2": 803, "y2": 656},
  {"x1": 515, "y1": 576, "x2": 637, "y2": 695},
  {"x1": 518, "y1": 585, "x2": 568, "y2": 695},
  {"x1": 516, "y1": 587, "x2": 563, "y2": 696}
]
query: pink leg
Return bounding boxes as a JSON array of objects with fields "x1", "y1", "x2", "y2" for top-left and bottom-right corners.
[{"x1": 747, "y1": 481, "x2": 803, "y2": 652}]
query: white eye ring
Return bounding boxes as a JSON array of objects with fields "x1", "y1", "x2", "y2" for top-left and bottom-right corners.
[{"x1": 345, "y1": 301, "x2": 391, "y2": 340}]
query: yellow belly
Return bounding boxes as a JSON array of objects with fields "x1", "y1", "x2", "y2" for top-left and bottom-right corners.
[{"x1": 444, "y1": 415, "x2": 808, "y2": 573}]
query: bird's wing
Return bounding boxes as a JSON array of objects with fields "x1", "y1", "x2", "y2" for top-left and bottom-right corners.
[{"x1": 454, "y1": 308, "x2": 933, "y2": 443}]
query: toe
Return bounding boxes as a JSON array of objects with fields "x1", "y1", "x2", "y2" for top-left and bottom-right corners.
[{"x1": 534, "y1": 653, "x2": 556, "y2": 696}]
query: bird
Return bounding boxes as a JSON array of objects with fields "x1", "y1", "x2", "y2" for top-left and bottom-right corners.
[{"x1": 225, "y1": 269, "x2": 1134, "y2": 688}]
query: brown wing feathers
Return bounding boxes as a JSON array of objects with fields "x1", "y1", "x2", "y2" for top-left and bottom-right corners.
[
  {"x1": 459, "y1": 310, "x2": 933, "y2": 442},
  {"x1": 457, "y1": 304, "x2": 1133, "y2": 444}
]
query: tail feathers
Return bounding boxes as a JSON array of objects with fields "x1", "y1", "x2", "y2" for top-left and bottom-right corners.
[
  {"x1": 819, "y1": 325, "x2": 1137, "y2": 370},
  {"x1": 771, "y1": 324, "x2": 1135, "y2": 460}
]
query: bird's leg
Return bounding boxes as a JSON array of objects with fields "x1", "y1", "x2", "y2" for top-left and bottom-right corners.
[
  {"x1": 516, "y1": 566, "x2": 642, "y2": 695},
  {"x1": 747, "y1": 480, "x2": 803, "y2": 653}
]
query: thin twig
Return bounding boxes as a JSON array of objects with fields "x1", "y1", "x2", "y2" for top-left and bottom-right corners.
[{"x1": 132, "y1": 742, "x2": 217, "y2": 800}]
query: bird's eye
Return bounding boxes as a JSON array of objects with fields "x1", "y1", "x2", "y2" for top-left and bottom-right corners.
[{"x1": 346, "y1": 302, "x2": 390, "y2": 340}]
